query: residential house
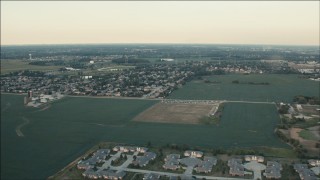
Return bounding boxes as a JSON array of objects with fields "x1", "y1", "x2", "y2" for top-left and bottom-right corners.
[
  {"x1": 165, "y1": 154, "x2": 180, "y2": 162},
  {"x1": 143, "y1": 173, "x2": 160, "y2": 180},
  {"x1": 100, "y1": 170, "x2": 126, "y2": 180},
  {"x1": 184, "y1": 150, "x2": 203, "y2": 158},
  {"x1": 244, "y1": 155, "x2": 264, "y2": 162},
  {"x1": 195, "y1": 156, "x2": 217, "y2": 173},
  {"x1": 132, "y1": 151, "x2": 156, "y2": 167},
  {"x1": 294, "y1": 164, "x2": 309, "y2": 173},
  {"x1": 264, "y1": 161, "x2": 282, "y2": 179},
  {"x1": 228, "y1": 158, "x2": 244, "y2": 177},
  {"x1": 308, "y1": 159, "x2": 320, "y2": 167},
  {"x1": 299, "y1": 169, "x2": 317, "y2": 180},
  {"x1": 82, "y1": 169, "x2": 100, "y2": 179}
]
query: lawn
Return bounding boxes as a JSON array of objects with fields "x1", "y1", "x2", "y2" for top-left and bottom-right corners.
[
  {"x1": 298, "y1": 129, "x2": 318, "y2": 141},
  {"x1": 1, "y1": 94, "x2": 286, "y2": 180},
  {"x1": 1, "y1": 59, "x2": 63, "y2": 74},
  {"x1": 169, "y1": 74, "x2": 319, "y2": 103}
]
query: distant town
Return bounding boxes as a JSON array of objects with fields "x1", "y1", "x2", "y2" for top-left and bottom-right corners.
[{"x1": 1, "y1": 54, "x2": 319, "y2": 100}]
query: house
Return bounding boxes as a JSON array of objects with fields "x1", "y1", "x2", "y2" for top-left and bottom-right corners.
[
  {"x1": 228, "y1": 158, "x2": 244, "y2": 177},
  {"x1": 92, "y1": 149, "x2": 109, "y2": 160},
  {"x1": 77, "y1": 160, "x2": 94, "y2": 170},
  {"x1": 204, "y1": 156, "x2": 217, "y2": 165},
  {"x1": 163, "y1": 158, "x2": 180, "y2": 170},
  {"x1": 82, "y1": 169, "x2": 100, "y2": 179},
  {"x1": 264, "y1": 161, "x2": 282, "y2": 179},
  {"x1": 308, "y1": 159, "x2": 320, "y2": 167},
  {"x1": 294, "y1": 163, "x2": 317, "y2": 180},
  {"x1": 228, "y1": 158, "x2": 242, "y2": 166},
  {"x1": 137, "y1": 147, "x2": 148, "y2": 153},
  {"x1": 144, "y1": 152, "x2": 156, "y2": 160},
  {"x1": 229, "y1": 163, "x2": 245, "y2": 176},
  {"x1": 100, "y1": 170, "x2": 126, "y2": 180},
  {"x1": 244, "y1": 155, "x2": 264, "y2": 162},
  {"x1": 195, "y1": 156, "x2": 217, "y2": 173},
  {"x1": 184, "y1": 150, "x2": 203, "y2": 158},
  {"x1": 165, "y1": 154, "x2": 180, "y2": 162},
  {"x1": 113, "y1": 146, "x2": 129, "y2": 152},
  {"x1": 132, "y1": 151, "x2": 156, "y2": 167},
  {"x1": 77, "y1": 158, "x2": 99, "y2": 170},
  {"x1": 293, "y1": 164, "x2": 309, "y2": 173},
  {"x1": 143, "y1": 173, "x2": 160, "y2": 180},
  {"x1": 132, "y1": 156, "x2": 150, "y2": 167},
  {"x1": 163, "y1": 154, "x2": 180, "y2": 170},
  {"x1": 299, "y1": 169, "x2": 317, "y2": 180},
  {"x1": 195, "y1": 161, "x2": 214, "y2": 173},
  {"x1": 112, "y1": 146, "x2": 148, "y2": 153},
  {"x1": 94, "y1": 149, "x2": 110, "y2": 156}
]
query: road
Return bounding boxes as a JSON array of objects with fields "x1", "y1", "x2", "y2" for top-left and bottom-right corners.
[
  {"x1": 67, "y1": 95, "x2": 276, "y2": 105},
  {"x1": 118, "y1": 167, "x2": 247, "y2": 180}
]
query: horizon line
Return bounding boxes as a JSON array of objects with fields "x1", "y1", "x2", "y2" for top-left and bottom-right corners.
[{"x1": 1, "y1": 42, "x2": 319, "y2": 47}]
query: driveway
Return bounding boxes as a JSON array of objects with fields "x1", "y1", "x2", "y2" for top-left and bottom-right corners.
[{"x1": 244, "y1": 161, "x2": 266, "y2": 180}]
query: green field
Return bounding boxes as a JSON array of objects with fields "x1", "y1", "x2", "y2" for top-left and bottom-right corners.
[
  {"x1": 1, "y1": 94, "x2": 286, "y2": 180},
  {"x1": 1, "y1": 60, "x2": 63, "y2": 74},
  {"x1": 169, "y1": 74, "x2": 319, "y2": 102},
  {"x1": 299, "y1": 129, "x2": 318, "y2": 141}
]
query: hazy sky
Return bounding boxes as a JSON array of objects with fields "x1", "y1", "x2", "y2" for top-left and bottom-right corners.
[{"x1": 1, "y1": 1, "x2": 319, "y2": 45}]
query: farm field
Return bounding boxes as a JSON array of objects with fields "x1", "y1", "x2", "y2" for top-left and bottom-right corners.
[
  {"x1": 0, "y1": 59, "x2": 63, "y2": 74},
  {"x1": 169, "y1": 74, "x2": 319, "y2": 102},
  {"x1": 1, "y1": 94, "x2": 286, "y2": 180},
  {"x1": 133, "y1": 102, "x2": 216, "y2": 124}
]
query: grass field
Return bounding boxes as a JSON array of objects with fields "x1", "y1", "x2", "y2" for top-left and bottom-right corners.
[
  {"x1": 1, "y1": 59, "x2": 63, "y2": 74},
  {"x1": 1, "y1": 94, "x2": 286, "y2": 180},
  {"x1": 299, "y1": 129, "x2": 318, "y2": 141},
  {"x1": 169, "y1": 74, "x2": 319, "y2": 102}
]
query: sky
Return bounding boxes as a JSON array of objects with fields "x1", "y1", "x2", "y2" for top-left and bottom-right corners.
[{"x1": 1, "y1": 1, "x2": 319, "y2": 46}]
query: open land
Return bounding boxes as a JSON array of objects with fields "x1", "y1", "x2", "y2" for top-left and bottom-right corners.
[
  {"x1": 169, "y1": 74, "x2": 319, "y2": 102},
  {"x1": 133, "y1": 101, "x2": 219, "y2": 124},
  {"x1": 1, "y1": 94, "x2": 286, "y2": 180},
  {"x1": 0, "y1": 59, "x2": 63, "y2": 74}
]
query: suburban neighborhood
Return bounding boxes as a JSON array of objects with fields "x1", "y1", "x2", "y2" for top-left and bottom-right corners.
[{"x1": 53, "y1": 144, "x2": 320, "y2": 180}]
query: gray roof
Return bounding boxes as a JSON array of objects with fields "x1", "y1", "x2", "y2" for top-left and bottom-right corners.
[
  {"x1": 293, "y1": 164, "x2": 308, "y2": 172},
  {"x1": 264, "y1": 166, "x2": 281, "y2": 179},
  {"x1": 229, "y1": 162, "x2": 244, "y2": 176},
  {"x1": 133, "y1": 156, "x2": 150, "y2": 167},
  {"x1": 300, "y1": 169, "x2": 317, "y2": 180},
  {"x1": 99, "y1": 169, "x2": 126, "y2": 179},
  {"x1": 204, "y1": 156, "x2": 217, "y2": 165},
  {"x1": 228, "y1": 158, "x2": 242, "y2": 166},
  {"x1": 144, "y1": 173, "x2": 160, "y2": 180},
  {"x1": 179, "y1": 157, "x2": 202, "y2": 167},
  {"x1": 145, "y1": 152, "x2": 157, "y2": 159},
  {"x1": 165, "y1": 154, "x2": 180, "y2": 161},
  {"x1": 95, "y1": 149, "x2": 110, "y2": 155}
]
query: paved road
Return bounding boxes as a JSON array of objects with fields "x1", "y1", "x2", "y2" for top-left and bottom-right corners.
[
  {"x1": 225, "y1": 100, "x2": 275, "y2": 104},
  {"x1": 67, "y1": 95, "x2": 276, "y2": 105},
  {"x1": 118, "y1": 167, "x2": 247, "y2": 180},
  {"x1": 97, "y1": 151, "x2": 122, "y2": 172}
]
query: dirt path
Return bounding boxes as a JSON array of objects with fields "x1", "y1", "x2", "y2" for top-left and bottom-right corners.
[{"x1": 15, "y1": 117, "x2": 30, "y2": 137}]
